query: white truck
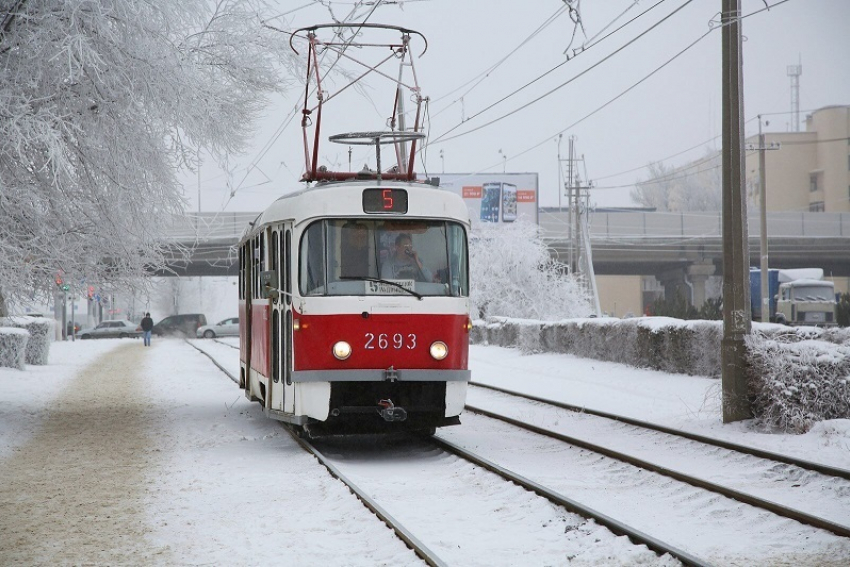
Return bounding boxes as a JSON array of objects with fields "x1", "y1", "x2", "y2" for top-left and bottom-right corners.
[{"x1": 774, "y1": 269, "x2": 837, "y2": 327}]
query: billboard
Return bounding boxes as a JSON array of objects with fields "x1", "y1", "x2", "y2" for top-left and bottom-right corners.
[{"x1": 421, "y1": 173, "x2": 539, "y2": 225}]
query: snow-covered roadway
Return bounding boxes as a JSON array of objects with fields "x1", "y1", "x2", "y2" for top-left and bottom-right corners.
[{"x1": 1, "y1": 338, "x2": 849, "y2": 565}]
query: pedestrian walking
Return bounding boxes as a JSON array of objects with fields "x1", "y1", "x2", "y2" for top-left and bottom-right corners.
[{"x1": 140, "y1": 312, "x2": 154, "y2": 346}]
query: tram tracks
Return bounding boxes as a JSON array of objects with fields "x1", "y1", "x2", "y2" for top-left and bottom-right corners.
[
  {"x1": 465, "y1": 381, "x2": 850, "y2": 538},
  {"x1": 192, "y1": 343, "x2": 850, "y2": 565},
  {"x1": 469, "y1": 381, "x2": 850, "y2": 481},
  {"x1": 429, "y1": 381, "x2": 850, "y2": 564},
  {"x1": 192, "y1": 341, "x2": 692, "y2": 565}
]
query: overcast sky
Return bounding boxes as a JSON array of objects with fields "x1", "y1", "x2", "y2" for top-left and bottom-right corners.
[{"x1": 181, "y1": 0, "x2": 850, "y2": 212}]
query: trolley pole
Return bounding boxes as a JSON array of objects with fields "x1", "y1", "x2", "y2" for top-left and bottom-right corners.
[{"x1": 720, "y1": 0, "x2": 752, "y2": 423}]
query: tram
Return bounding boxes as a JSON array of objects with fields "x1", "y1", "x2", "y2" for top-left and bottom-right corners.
[
  {"x1": 238, "y1": 181, "x2": 470, "y2": 435},
  {"x1": 237, "y1": 24, "x2": 471, "y2": 436}
]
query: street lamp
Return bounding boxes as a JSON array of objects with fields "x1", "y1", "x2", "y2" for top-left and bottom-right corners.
[{"x1": 498, "y1": 149, "x2": 506, "y2": 173}]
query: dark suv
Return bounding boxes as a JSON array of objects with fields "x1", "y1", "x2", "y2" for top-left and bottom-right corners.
[{"x1": 151, "y1": 313, "x2": 207, "y2": 337}]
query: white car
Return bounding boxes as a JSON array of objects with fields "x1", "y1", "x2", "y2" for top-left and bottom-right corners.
[
  {"x1": 196, "y1": 317, "x2": 239, "y2": 339},
  {"x1": 78, "y1": 320, "x2": 142, "y2": 340}
]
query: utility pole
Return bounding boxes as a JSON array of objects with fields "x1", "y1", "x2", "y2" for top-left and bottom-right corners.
[
  {"x1": 721, "y1": 0, "x2": 752, "y2": 423},
  {"x1": 758, "y1": 117, "x2": 769, "y2": 324},
  {"x1": 567, "y1": 136, "x2": 574, "y2": 271},
  {"x1": 560, "y1": 136, "x2": 585, "y2": 274},
  {"x1": 747, "y1": 116, "x2": 781, "y2": 323},
  {"x1": 557, "y1": 135, "x2": 563, "y2": 212}
]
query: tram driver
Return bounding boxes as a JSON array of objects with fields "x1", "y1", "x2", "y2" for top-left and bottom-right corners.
[{"x1": 380, "y1": 233, "x2": 432, "y2": 282}]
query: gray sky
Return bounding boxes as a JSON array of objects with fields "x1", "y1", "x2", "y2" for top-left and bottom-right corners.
[{"x1": 182, "y1": 0, "x2": 850, "y2": 212}]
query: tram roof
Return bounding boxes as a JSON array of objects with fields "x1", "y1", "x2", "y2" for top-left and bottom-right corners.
[{"x1": 247, "y1": 180, "x2": 471, "y2": 235}]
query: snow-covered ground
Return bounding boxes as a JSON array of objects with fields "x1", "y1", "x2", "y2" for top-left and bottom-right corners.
[{"x1": 1, "y1": 338, "x2": 848, "y2": 565}]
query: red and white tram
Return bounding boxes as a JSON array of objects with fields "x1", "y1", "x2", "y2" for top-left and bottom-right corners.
[
  {"x1": 237, "y1": 181, "x2": 471, "y2": 435},
  {"x1": 238, "y1": 23, "x2": 469, "y2": 435}
]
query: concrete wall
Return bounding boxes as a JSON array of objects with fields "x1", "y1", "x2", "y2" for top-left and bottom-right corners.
[{"x1": 596, "y1": 275, "x2": 644, "y2": 317}]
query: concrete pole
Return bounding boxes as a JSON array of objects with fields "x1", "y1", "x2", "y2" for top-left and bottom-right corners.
[
  {"x1": 721, "y1": 0, "x2": 753, "y2": 422},
  {"x1": 567, "y1": 136, "x2": 575, "y2": 273},
  {"x1": 758, "y1": 116, "x2": 769, "y2": 323}
]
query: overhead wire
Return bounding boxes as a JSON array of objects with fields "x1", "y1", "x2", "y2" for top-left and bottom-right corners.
[
  {"x1": 450, "y1": 0, "x2": 795, "y2": 181},
  {"x1": 428, "y1": 0, "x2": 668, "y2": 125},
  {"x1": 427, "y1": 0, "x2": 684, "y2": 146},
  {"x1": 427, "y1": 4, "x2": 572, "y2": 120},
  {"x1": 224, "y1": 0, "x2": 386, "y2": 205},
  {"x1": 592, "y1": 107, "x2": 833, "y2": 187}
]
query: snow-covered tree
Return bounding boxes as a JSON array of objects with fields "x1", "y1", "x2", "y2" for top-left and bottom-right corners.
[
  {"x1": 469, "y1": 220, "x2": 592, "y2": 320},
  {"x1": 0, "y1": 0, "x2": 299, "y2": 315},
  {"x1": 631, "y1": 150, "x2": 721, "y2": 212}
]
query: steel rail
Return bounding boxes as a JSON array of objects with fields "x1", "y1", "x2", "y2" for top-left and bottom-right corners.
[
  {"x1": 185, "y1": 339, "x2": 238, "y2": 384},
  {"x1": 211, "y1": 338, "x2": 239, "y2": 350},
  {"x1": 466, "y1": 404, "x2": 850, "y2": 540},
  {"x1": 469, "y1": 381, "x2": 850, "y2": 481},
  {"x1": 189, "y1": 340, "x2": 445, "y2": 566},
  {"x1": 289, "y1": 433, "x2": 447, "y2": 567},
  {"x1": 431, "y1": 436, "x2": 711, "y2": 567}
]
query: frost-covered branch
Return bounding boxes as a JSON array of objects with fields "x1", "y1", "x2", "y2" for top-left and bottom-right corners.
[{"x1": 0, "y1": 0, "x2": 301, "y2": 315}]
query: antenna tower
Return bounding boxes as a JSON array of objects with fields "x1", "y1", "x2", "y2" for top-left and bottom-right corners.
[{"x1": 786, "y1": 60, "x2": 802, "y2": 132}]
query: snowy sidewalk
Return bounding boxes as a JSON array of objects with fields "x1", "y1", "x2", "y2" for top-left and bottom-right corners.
[{"x1": 0, "y1": 342, "x2": 165, "y2": 564}]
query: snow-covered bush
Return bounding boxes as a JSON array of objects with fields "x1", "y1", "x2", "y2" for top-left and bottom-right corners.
[
  {"x1": 746, "y1": 331, "x2": 850, "y2": 433},
  {"x1": 0, "y1": 316, "x2": 53, "y2": 365},
  {"x1": 0, "y1": 328, "x2": 29, "y2": 370},
  {"x1": 474, "y1": 316, "x2": 723, "y2": 376},
  {"x1": 473, "y1": 315, "x2": 850, "y2": 433},
  {"x1": 749, "y1": 323, "x2": 850, "y2": 346},
  {"x1": 469, "y1": 220, "x2": 592, "y2": 320}
]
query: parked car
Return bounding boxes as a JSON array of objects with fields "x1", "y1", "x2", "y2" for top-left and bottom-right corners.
[
  {"x1": 196, "y1": 317, "x2": 239, "y2": 339},
  {"x1": 151, "y1": 313, "x2": 207, "y2": 337},
  {"x1": 78, "y1": 320, "x2": 141, "y2": 340}
]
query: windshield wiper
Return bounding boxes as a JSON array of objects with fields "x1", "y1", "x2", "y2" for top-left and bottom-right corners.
[{"x1": 339, "y1": 276, "x2": 424, "y2": 300}]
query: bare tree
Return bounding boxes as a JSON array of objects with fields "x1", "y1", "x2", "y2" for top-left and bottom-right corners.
[
  {"x1": 631, "y1": 161, "x2": 676, "y2": 212},
  {"x1": 470, "y1": 220, "x2": 592, "y2": 320},
  {"x1": 631, "y1": 150, "x2": 722, "y2": 213},
  {"x1": 0, "y1": 0, "x2": 299, "y2": 315}
]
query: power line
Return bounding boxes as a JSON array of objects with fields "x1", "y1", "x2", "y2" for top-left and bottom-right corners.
[
  {"x1": 429, "y1": 0, "x2": 670, "y2": 126},
  {"x1": 226, "y1": 1, "x2": 387, "y2": 203},
  {"x1": 428, "y1": 0, "x2": 693, "y2": 146},
  {"x1": 428, "y1": 4, "x2": 572, "y2": 118},
  {"x1": 448, "y1": 0, "x2": 796, "y2": 180}
]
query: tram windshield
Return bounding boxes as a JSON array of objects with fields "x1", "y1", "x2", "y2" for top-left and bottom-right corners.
[{"x1": 299, "y1": 219, "x2": 469, "y2": 297}]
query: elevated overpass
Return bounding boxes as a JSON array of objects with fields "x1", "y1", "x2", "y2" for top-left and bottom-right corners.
[{"x1": 160, "y1": 210, "x2": 850, "y2": 302}]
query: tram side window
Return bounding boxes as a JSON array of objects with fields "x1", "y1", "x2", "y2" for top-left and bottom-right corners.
[
  {"x1": 238, "y1": 246, "x2": 244, "y2": 300},
  {"x1": 448, "y1": 224, "x2": 469, "y2": 296},
  {"x1": 300, "y1": 222, "x2": 326, "y2": 295}
]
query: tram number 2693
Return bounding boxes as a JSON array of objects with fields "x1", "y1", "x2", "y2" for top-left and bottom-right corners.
[{"x1": 364, "y1": 332, "x2": 417, "y2": 350}]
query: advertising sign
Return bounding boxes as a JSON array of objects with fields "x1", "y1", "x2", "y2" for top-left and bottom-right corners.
[{"x1": 421, "y1": 173, "x2": 539, "y2": 225}]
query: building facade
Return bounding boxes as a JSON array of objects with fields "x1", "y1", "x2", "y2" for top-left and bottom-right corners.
[{"x1": 746, "y1": 105, "x2": 850, "y2": 214}]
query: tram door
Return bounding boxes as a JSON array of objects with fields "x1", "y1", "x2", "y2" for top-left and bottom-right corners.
[{"x1": 269, "y1": 224, "x2": 294, "y2": 412}]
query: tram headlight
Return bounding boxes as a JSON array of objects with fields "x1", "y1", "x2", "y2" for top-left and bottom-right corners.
[
  {"x1": 332, "y1": 341, "x2": 352, "y2": 360},
  {"x1": 429, "y1": 341, "x2": 449, "y2": 360}
]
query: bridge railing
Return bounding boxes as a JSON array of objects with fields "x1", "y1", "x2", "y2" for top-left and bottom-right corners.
[
  {"x1": 160, "y1": 210, "x2": 850, "y2": 243},
  {"x1": 162, "y1": 212, "x2": 259, "y2": 242},
  {"x1": 539, "y1": 210, "x2": 850, "y2": 240}
]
